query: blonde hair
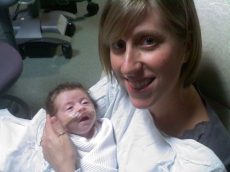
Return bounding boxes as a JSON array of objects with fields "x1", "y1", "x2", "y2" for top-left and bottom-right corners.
[{"x1": 99, "y1": 0, "x2": 202, "y2": 87}]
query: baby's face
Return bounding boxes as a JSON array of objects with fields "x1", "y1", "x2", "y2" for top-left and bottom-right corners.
[{"x1": 54, "y1": 89, "x2": 96, "y2": 138}]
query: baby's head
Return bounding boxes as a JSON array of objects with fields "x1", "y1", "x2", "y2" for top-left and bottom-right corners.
[{"x1": 46, "y1": 82, "x2": 97, "y2": 138}]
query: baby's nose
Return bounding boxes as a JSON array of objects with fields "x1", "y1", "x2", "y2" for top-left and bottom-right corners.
[
  {"x1": 70, "y1": 106, "x2": 84, "y2": 118},
  {"x1": 76, "y1": 105, "x2": 85, "y2": 112}
]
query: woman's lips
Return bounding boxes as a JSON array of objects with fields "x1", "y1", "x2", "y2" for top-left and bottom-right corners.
[{"x1": 126, "y1": 78, "x2": 155, "y2": 90}]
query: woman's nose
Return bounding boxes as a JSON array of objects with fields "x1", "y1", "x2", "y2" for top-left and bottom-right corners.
[{"x1": 121, "y1": 46, "x2": 142, "y2": 76}]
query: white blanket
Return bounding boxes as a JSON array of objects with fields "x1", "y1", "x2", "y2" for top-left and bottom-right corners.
[
  {"x1": 0, "y1": 109, "x2": 117, "y2": 172},
  {"x1": 0, "y1": 109, "x2": 31, "y2": 171}
]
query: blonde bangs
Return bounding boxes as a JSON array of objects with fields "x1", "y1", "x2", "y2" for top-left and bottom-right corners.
[{"x1": 102, "y1": 1, "x2": 148, "y2": 46}]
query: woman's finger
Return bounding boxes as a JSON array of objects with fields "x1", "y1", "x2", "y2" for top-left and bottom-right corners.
[
  {"x1": 49, "y1": 116, "x2": 66, "y2": 136},
  {"x1": 42, "y1": 115, "x2": 56, "y2": 138},
  {"x1": 41, "y1": 115, "x2": 76, "y2": 172}
]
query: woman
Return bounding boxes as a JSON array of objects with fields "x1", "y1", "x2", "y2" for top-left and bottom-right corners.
[{"x1": 41, "y1": 0, "x2": 230, "y2": 171}]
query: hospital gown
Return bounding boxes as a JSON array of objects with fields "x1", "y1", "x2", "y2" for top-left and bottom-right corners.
[{"x1": 88, "y1": 76, "x2": 227, "y2": 172}]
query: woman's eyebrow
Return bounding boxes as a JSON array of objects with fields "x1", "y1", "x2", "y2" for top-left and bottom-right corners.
[
  {"x1": 132, "y1": 31, "x2": 165, "y2": 42},
  {"x1": 133, "y1": 30, "x2": 164, "y2": 37}
]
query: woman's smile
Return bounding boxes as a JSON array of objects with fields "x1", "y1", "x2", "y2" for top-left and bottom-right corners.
[
  {"x1": 124, "y1": 77, "x2": 155, "y2": 96},
  {"x1": 124, "y1": 77, "x2": 155, "y2": 90}
]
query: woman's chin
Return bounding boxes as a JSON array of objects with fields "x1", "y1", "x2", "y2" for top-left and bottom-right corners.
[{"x1": 130, "y1": 97, "x2": 152, "y2": 109}]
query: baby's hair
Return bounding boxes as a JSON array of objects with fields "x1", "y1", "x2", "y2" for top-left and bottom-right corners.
[{"x1": 45, "y1": 82, "x2": 97, "y2": 116}]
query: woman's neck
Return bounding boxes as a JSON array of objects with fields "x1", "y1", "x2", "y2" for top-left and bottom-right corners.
[{"x1": 149, "y1": 85, "x2": 209, "y2": 137}]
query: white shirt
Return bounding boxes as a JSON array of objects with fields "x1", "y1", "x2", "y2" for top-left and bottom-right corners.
[{"x1": 89, "y1": 76, "x2": 226, "y2": 172}]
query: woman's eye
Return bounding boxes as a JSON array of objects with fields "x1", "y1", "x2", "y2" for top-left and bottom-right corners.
[
  {"x1": 137, "y1": 34, "x2": 163, "y2": 50},
  {"x1": 111, "y1": 40, "x2": 126, "y2": 54},
  {"x1": 140, "y1": 36, "x2": 158, "y2": 48}
]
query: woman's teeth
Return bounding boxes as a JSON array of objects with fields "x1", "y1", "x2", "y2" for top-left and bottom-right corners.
[{"x1": 128, "y1": 78, "x2": 153, "y2": 90}]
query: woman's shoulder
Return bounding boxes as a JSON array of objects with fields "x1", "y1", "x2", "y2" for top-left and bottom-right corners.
[
  {"x1": 89, "y1": 76, "x2": 127, "y2": 118},
  {"x1": 89, "y1": 75, "x2": 120, "y2": 94},
  {"x1": 180, "y1": 97, "x2": 230, "y2": 170},
  {"x1": 89, "y1": 76, "x2": 122, "y2": 103}
]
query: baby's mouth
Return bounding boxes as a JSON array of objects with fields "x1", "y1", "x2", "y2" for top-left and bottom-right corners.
[
  {"x1": 79, "y1": 116, "x2": 90, "y2": 122},
  {"x1": 69, "y1": 112, "x2": 91, "y2": 123}
]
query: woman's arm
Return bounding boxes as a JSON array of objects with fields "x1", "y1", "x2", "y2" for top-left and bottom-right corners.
[{"x1": 41, "y1": 115, "x2": 76, "y2": 172}]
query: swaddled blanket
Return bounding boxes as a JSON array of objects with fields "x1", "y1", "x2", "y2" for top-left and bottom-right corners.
[{"x1": 0, "y1": 109, "x2": 117, "y2": 172}]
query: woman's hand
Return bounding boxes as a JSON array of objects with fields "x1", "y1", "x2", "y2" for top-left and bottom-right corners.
[{"x1": 41, "y1": 115, "x2": 76, "y2": 172}]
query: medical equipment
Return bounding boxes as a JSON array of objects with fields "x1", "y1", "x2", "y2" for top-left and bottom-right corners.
[{"x1": 12, "y1": 0, "x2": 75, "y2": 59}]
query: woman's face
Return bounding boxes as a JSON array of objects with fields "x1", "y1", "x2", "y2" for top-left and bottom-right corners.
[
  {"x1": 110, "y1": 9, "x2": 186, "y2": 110},
  {"x1": 54, "y1": 89, "x2": 96, "y2": 138}
]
